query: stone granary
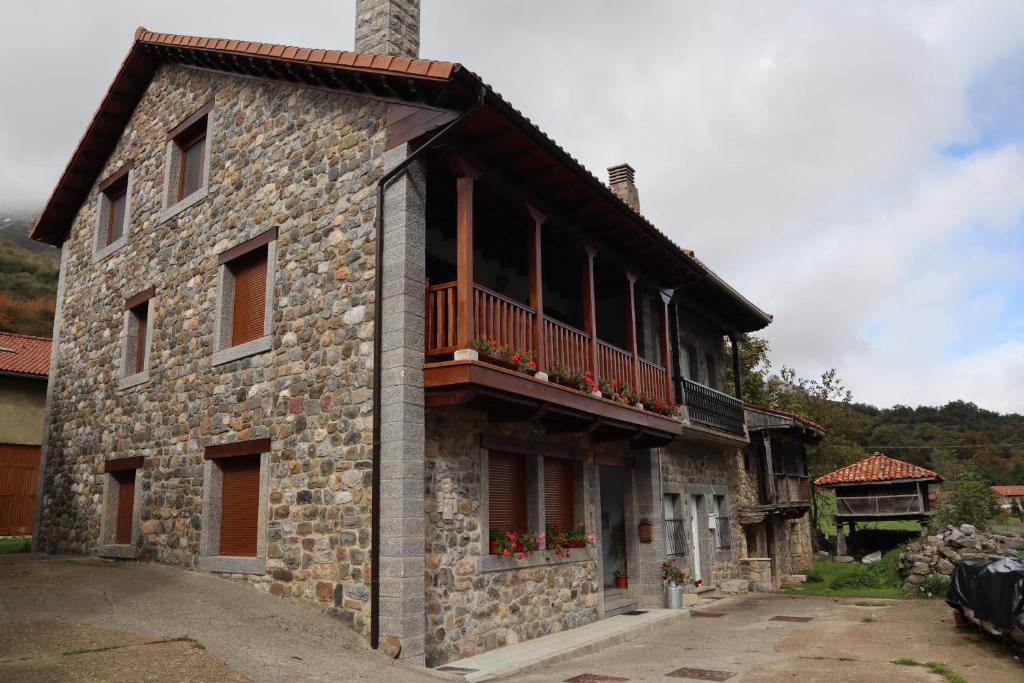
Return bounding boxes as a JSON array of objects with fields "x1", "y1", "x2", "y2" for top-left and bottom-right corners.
[
  {"x1": 815, "y1": 453, "x2": 943, "y2": 556},
  {"x1": 30, "y1": 0, "x2": 814, "y2": 668}
]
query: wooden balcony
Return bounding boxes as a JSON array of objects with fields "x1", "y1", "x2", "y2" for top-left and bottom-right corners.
[
  {"x1": 836, "y1": 494, "x2": 927, "y2": 518},
  {"x1": 426, "y1": 281, "x2": 671, "y2": 402},
  {"x1": 773, "y1": 474, "x2": 811, "y2": 505}
]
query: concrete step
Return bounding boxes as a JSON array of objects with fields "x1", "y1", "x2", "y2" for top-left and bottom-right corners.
[{"x1": 604, "y1": 596, "x2": 640, "y2": 617}]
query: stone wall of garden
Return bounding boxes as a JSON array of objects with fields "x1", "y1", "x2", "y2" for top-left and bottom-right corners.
[
  {"x1": 37, "y1": 63, "x2": 386, "y2": 633},
  {"x1": 898, "y1": 524, "x2": 1024, "y2": 594}
]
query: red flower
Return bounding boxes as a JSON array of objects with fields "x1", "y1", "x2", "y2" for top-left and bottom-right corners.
[
  {"x1": 512, "y1": 355, "x2": 521, "y2": 363},
  {"x1": 516, "y1": 552, "x2": 524, "y2": 560},
  {"x1": 502, "y1": 549, "x2": 510, "y2": 556},
  {"x1": 528, "y1": 360, "x2": 537, "y2": 369},
  {"x1": 490, "y1": 339, "x2": 498, "y2": 348}
]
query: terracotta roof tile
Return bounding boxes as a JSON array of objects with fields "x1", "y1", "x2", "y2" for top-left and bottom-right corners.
[
  {"x1": 744, "y1": 403, "x2": 826, "y2": 434},
  {"x1": 0, "y1": 332, "x2": 51, "y2": 378},
  {"x1": 815, "y1": 453, "x2": 941, "y2": 486},
  {"x1": 992, "y1": 485, "x2": 1024, "y2": 497}
]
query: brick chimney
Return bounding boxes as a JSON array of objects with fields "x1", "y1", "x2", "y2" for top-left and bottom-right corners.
[
  {"x1": 354, "y1": 0, "x2": 420, "y2": 58},
  {"x1": 608, "y1": 163, "x2": 640, "y2": 213}
]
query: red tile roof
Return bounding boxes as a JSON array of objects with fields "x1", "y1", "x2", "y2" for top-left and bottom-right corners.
[
  {"x1": 992, "y1": 485, "x2": 1024, "y2": 497},
  {"x1": 0, "y1": 332, "x2": 51, "y2": 378},
  {"x1": 814, "y1": 453, "x2": 941, "y2": 486}
]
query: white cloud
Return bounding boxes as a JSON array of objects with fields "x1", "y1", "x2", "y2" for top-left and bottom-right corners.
[{"x1": 1, "y1": 0, "x2": 1022, "y2": 411}]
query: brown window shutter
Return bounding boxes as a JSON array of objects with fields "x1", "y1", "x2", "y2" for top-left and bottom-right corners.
[
  {"x1": 488, "y1": 451, "x2": 527, "y2": 533},
  {"x1": 544, "y1": 458, "x2": 575, "y2": 530},
  {"x1": 115, "y1": 470, "x2": 135, "y2": 544},
  {"x1": 219, "y1": 454, "x2": 260, "y2": 557},
  {"x1": 230, "y1": 248, "x2": 268, "y2": 347},
  {"x1": 134, "y1": 304, "x2": 148, "y2": 373}
]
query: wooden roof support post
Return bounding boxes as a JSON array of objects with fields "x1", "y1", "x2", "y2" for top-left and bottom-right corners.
[
  {"x1": 762, "y1": 432, "x2": 777, "y2": 505},
  {"x1": 729, "y1": 333, "x2": 743, "y2": 402},
  {"x1": 456, "y1": 174, "x2": 475, "y2": 349},
  {"x1": 659, "y1": 290, "x2": 673, "y2": 403},
  {"x1": 582, "y1": 244, "x2": 599, "y2": 376},
  {"x1": 528, "y1": 205, "x2": 546, "y2": 372},
  {"x1": 625, "y1": 271, "x2": 639, "y2": 391}
]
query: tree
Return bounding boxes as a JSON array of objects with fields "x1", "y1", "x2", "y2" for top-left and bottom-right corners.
[
  {"x1": 931, "y1": 466, "x2": 998, "y2": 531},
  {"x1": 724, "y1": 334, "x2": 772, "y2": 407}
]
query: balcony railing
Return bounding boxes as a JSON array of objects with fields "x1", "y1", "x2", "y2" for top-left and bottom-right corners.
[
  {"x1": 773, "y1": 474, "x2": 810, "y2": 504},
  {"x1": 681, "y1": 378, "x2": 745, "y2": 435},
  {"x1": 426, "y1": 281, "x2": 671, "y2": 402},
  {"x1": 836, "y1": 494, "x2": 924, "y2": 516}
]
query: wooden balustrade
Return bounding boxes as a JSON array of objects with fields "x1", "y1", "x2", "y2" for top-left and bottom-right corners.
[
  {"x1": 597, "y1": 341, "x2": 632, "y2": 390},
  {"x1": 425, "y1": 281, "x2": 458, "y2": 356},
  {"x1": 637, "y1": 358, "x2": 666, "y2": 402},
  {"x1": 773, "y1": 474, "x2": 810, "y2": 504},
  {"x1": 473, "y1": 284, "x2": 536, "y2": 354},
  {"x1": 544, "y1": 316, "x2": 591, "y2": 375}
]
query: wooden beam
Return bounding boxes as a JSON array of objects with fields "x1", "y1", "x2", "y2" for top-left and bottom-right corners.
[
  {"x1": 456, "y1": 175, "x2": 475, "y2": 348},
  {"x1": 581, "y1": 244, "x2": 598, "y2": 375},
  {"x1": 528, "y1": 205, "x2": 546, "y2": 372}
]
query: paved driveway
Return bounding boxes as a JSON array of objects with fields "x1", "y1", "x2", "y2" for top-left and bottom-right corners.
[
  {"x1": 511, "y1": 593, "x2": 1022, "y2": 682},
  {"x1": 0, "y1": 553, "x2": 435, "y2": 682}
]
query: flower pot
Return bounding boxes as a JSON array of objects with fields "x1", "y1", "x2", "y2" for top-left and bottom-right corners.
[
  {"x1": 665, "y1": 583, "x2": 684, "y2": 609},
  {"x1": 488, "y1": 541, "x2": 497, "y2": 555},
  {"x1": 614, "y1": 575, "x2": 628, "y2": 589}
]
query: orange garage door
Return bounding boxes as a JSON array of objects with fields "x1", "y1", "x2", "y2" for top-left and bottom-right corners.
[{"x1": 0, "y1": 444, "x2": 41, "y2": 536}]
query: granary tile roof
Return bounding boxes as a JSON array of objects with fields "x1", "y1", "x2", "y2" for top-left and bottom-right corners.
[
  {"x1": 0, "y1": 331, "x2": 51, "y2": 378},
  {"x1": 814, "y1": 453, "x2": 942, "y2": 487},
  {"x1": 992, "y1": 485, "x2": 1024, "y2": 497}
]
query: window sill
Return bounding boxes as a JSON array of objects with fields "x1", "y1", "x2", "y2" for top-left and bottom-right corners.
[
  {"x1": 92, "y1": 236, "x2": 128, "y2": 264},
  {"x1": 159, "y1": 186, "x2": 209, "y2": 224},
  {"x1": 212, "y1": 335, "x2": 273, "y2": 366},
  {"x1": 118, "y1": 369, "x2": 150, "y2": 391},
  {"x1": 198, "y1": 556, "x2": 266, "y2": 575},
  {"x1": 479, "y1": 547, "x2": 596, "y2": 573},
  {"x1": 99, "y1": 544, "x2": 137, "y2": 559}
]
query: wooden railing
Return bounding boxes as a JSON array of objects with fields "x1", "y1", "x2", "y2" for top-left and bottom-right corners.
[
  {"x1": 681, "y1": 378, "x2": 745, "y2": 435},
  {"x1": 473, "y1": 284, "x2": 536, "y2": 354},
  {"x1": 637, "y1": 358, "x2": 666, "y2": 402},
  {"x1": 836, "y1": 494, "x2": 924, "y2": 517},
  {"x1": 425, "y1": 281, "x2": 458, "y2": 356},
  {"x1": 773, "y1": 474, "x2": 810, "y2": 504},
  {"x1": 597, "y1": 340, "x2": 633, "y2": 389},
  {"x1": 544, "y1": 316, "x2": 591, "y2": 375}
]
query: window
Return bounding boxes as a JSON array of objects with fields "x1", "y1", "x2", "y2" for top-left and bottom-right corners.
[
  {"x1": 162, "y1": 101, "x2": 214, "y2": 219},
  {"x1": 679, "y1": 342, "x2": 698, "y2": 380},
  {"x1": 113, "y1": 470, "x2": 136, "y2": 545},
  {"x1": 121, "y1": 287, "x2": 154, "y2": 388},
  {"x1": 201, "y1": 439, "x2": 269, "y2": 574},
  {"x1": 711, "y1": 494, "x2": 730, "y2": 551},
  {"x1": 663, "y1": 493, "x2": 686, "y2": 556},
  {"x1": 214, "y1": 229, "x2": 277, "y2": 365},
  {"x1": 94, "y1": 165, "x2": 132, "y2": 259},
  {"x1": 543, "y1": 458, "x2": 574, "y2": 530},
  {"x1": 488, "y1": 451, "x2": 527, "y2": 535}
]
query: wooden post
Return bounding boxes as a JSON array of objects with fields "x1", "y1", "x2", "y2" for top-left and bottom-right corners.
[
  {"x1": 835, "y1": 518, "x2": 847, "y2": 556},
  {"x1": 528, "y1": 206, "x2": 545, "y2": 372},
  {"x1": 659, "y1": 290, "x2": 673, "y2": 402},
  {"x1": 625, "y1": 272, "x2": 638, "y2": 391},
  {"x1": 762, "y1": 432, "x2": 777, "y2": 504},
  {"x1": 456, "y1": 175, "x2": 474, "y2": 349},
  {"x1": 581, "y1": 244, "x2": 598, "y2": 376},
  {"x1": 730, "y1": 333, "x2": 743, "y2": 402}
]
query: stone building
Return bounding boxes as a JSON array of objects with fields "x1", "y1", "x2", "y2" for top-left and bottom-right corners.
[
  {"x1": 0, "y1": 331, "x2": 50, "y2": 535},
  {"x1": 30, "y1": 0, "x2": 810, "y2": 668}
]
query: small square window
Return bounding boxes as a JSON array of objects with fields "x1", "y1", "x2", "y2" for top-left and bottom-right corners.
[{"x1": 177, "y1": 125, "x2": 207, "y2": 202}]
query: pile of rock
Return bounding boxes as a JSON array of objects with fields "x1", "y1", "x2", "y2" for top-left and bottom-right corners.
[{"x1": 898, "y1": 524, "x2": 1024, "y2": 593}]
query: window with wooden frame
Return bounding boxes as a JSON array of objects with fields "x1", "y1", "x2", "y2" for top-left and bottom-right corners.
[
  {"x1": 94, "y1": 165, "x2": 133, "y2": 259},
  {"x1": 121, "y1": 286, "x2": 154, "y2": 385},
  {"x1": 104, "y1": 175, "x2": 128, "y2": 246},
  {"x1": 213, "y1": 229, "x2": 276, "y2": 364},
  {"x1": 488, "y1": 451, "x2": 528, "y2": 537},
  {"x1": 99, "y1": 456, "x2": 142, "y2": 557},
  {"x1": 162, "y1": 101, "x2": 213, "y2": 219},
  {"x1": 218, "y1": 454, "x2": 261, "y2": 557},
  {"x1": 201, "y1": 439, "x2": 269, "y2": 568},
  {"x1": 543, "y1": 457, "x2": 575, "y2": 531},
  {"x1": 113, "y1": 469, "x2": 136, "y2": 545}
]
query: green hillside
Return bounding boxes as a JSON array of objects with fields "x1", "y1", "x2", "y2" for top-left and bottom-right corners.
[{"x1": 0, "y1": 215, "x2": 58, "y2": 337}]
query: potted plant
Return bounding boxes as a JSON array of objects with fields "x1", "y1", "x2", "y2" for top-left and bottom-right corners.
[
  {"x1": 470, "y1": 338, "x2": 516, "y2": 371},
  {"x1": 661, "y1": 561, "x2": 689, "y2": 609},
  {"x1": 613, "y1": 569, "x2": 628, "y2": 589},
  {"x1": 510, "y1": 348, "x2": 538, "y2": 375},
  {"x1": 489, "y1": 529, "x2": 543, "y2": 560},
  {"x1": 546, "y1": 524, "x2": 596, "y2": 558}
]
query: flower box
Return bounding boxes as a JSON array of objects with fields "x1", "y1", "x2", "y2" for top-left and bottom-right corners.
[{"x1": 478, "y1": 353, "x2": 517, "y2": 372}]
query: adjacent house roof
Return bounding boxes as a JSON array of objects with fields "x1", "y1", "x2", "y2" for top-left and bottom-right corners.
[
  {"x1": 31, "y1": 27, "x2": 772, "y2": 333},
  {"x1": 992, "y1": 485, "x2": 1024, "y2": 498},
  {"x1": 814, "y1": 453, "x2": 942, "y2": 487},
  {"x1": 744, "y1": 404, "x2": 826, "y2": 439},
  {"x1": 0, "y1": 332, "x2": 51, "y2": 378}
]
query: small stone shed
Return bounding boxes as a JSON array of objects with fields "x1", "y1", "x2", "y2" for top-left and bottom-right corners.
[{"x1": 814, "y1": 453, "x2": 942, "y2": 555}]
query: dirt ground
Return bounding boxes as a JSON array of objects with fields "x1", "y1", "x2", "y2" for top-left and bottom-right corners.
[
  {"x1": 513, "y1": 593, "x2": 1022, "y2": 682},
  {"x1": 0, "y1": 553, "x2": 436, "y2": 682}
]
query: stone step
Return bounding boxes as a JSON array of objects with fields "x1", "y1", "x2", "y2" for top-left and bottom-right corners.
[{"x1": 604, "y1": 596, "x2": 640, "y2": 617}]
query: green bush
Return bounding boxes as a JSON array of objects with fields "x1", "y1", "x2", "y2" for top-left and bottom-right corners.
[
  {"x1": 932, "y1": 467, "x2": 997, "y2": 531},
  {"x1": 913, "y1": 574, "x2": 951, "y2": 599}
]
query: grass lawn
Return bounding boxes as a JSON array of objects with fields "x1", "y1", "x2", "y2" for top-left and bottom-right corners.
[
  {"x1": 783, "y1": 550, "x2": 906, "y2": 599},
  {"x1": 0, "y1": 537, "x2": 31, "y2": 554}
]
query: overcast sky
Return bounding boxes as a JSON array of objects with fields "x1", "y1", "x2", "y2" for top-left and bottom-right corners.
[{"x1": 1, "y1": 1, "x2": 1023, "y2": 413}]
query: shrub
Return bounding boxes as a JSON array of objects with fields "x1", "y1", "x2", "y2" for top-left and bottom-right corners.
[
  {"x1": 932, "y1": 467, "x2": 997, "y2": 531},
  {"x1": 914, "y1": 574, "x2": 951, "y2": 599}
]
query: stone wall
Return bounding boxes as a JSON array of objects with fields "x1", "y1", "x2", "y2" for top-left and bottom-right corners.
[
  {"x1": 898, "y1": 524, "x2": 1024, "y2": 594},
  {"x1": 37, "y1": 63, "x2": 387, "y2": 634},
  {"x1": 424, "y1": 406, "x2": 601, "y2": 667}
]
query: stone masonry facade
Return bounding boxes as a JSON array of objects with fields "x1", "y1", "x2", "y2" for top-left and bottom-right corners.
[{"x1": 37, "y1": 63, "x2": 388, "y2": 634}]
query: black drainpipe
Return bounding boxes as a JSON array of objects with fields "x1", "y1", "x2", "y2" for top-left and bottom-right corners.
[{"x1": 370, "y1": 87, "x2": 485, "y2": 651}]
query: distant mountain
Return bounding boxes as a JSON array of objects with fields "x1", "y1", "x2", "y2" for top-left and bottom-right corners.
[{"x1": 0, "y1": 212, "x2": 58, "y2": 337}]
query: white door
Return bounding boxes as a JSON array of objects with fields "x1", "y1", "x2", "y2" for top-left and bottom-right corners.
[{"x1": 689, "y1": 494, "x2": 703, "y2": 582}]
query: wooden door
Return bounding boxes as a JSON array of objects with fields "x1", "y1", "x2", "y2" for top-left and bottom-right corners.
[
  {"x1": 219, "y1": 455, "x2": 261, "y2": 557},
  {"x1": 0, "y1": 444, "x2": 41, "y2": 536}
]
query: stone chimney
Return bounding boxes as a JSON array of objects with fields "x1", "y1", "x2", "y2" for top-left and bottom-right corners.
[
  {"x1": 608, "y1": 163, "x2": 640, "y2": 213},
  {"x1": 354, "y1": 0, "x2": 420, "y2": 58}
]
